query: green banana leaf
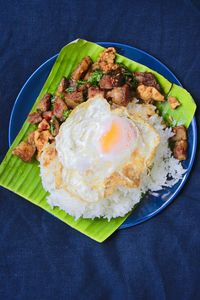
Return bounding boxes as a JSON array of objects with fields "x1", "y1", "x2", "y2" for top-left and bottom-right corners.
[
  {"x1": 0, "y1": 39, "x2": 196, "y2": 242},
  {"x1": 157, "y1": 84, "x2": 196, "y2": 127}
]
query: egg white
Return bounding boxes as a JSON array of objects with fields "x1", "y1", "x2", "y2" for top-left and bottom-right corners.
[{"x1": 41, "y1": 96, "x2": 160, "y2": 207}]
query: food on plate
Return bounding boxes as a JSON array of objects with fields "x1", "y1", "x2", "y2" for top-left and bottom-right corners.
[
  {"x1": 168, "y1": 96, "x2": 181, "y2": 109},
  {"x1": 170, "y1": 125, "x2": 187, "y2": 160},
  {"x1": 71, "y1": 56, "x2": 92, "y2": 80},
  {"x1": 136, "y1": 85, "x2": 165, "y2": 102},
  {"x1": 133, "y1": 71, "x2": 161, "y2": 91},
  {"x1": 12, "y1": 140, "x2": 36, "y2": 162},
  {"x1": 39, "y1": 96, "x2": 185, "y2": 219},
  {"x1": 11, "y1": 46, "x2": 189, "y2": 219},
  {"x1": 12, "y1": 47, "x2": 188, "y2": 163}
]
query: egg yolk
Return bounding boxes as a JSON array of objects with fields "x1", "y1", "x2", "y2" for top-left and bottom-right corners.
[{"x1": 100, "y1": 121, "x2": 121, "y2": 153}]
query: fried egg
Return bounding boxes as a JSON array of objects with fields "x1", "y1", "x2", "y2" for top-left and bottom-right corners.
[{"x1": 49, "y1": 96, "x2": 160, "y2": 203}]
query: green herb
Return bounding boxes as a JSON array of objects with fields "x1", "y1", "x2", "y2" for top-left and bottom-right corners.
[
  {"x1": 123, "y1": 69, "x2": 134, "y2": 81},
  {"x1": 50, "y1": 116, "x2": 56, "y2": 135},
  {"x1": 87, "y1": 69, "x2": 103, "y2": 86},
  {"x1": 50, "y1": 96, "x2": 56, "y2": 110},
  {"x1": 55, "y1": 91, "x2": 64, "y2": 99},
  {"x1": 117, "y1": 62, "x2": 131, "y2": 74},
  {"x1": 66, "y1": 86, "x2": 75, "y2": 93},
  {"x1": 117, "y1": 63, "x2": 138, "y2": 89},
  {"x1": 77, "y1": 80, "x2": 86, "y2": 87},
  {"x1": 51, "y1": 96, "x2": 56, "y2": 104},
  {"x1": 62, "y1": 109, "x2": 72, "y2": 121},
  {"x1": 124, "y1": 71, "x2": 133, "y2": 79},
  {"x1": 128, "y1": 77, "x2": 138, "y2": 89},
  {"x1": 117, "y1": 62, "x2": 133, "y2": 78},
  {"x1": 59, "y1": 92, "x2": 65, "y2": 99}
]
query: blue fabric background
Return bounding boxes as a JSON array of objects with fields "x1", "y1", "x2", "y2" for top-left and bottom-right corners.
[{"x1": 0, "y1": 0, "x2": 200, "y2": 299}]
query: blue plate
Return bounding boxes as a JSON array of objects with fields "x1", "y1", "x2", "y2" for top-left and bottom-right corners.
[{"x1": 9, "y1": 42, "x2": 197, "y2": 230}]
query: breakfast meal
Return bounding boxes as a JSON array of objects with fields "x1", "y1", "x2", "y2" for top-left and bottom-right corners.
[{"x1": 11, "y1": 47, "x2": 188, "y2": 219}]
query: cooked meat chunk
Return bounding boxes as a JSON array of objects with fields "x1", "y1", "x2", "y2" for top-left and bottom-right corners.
[
  {"x1": 37, "y1": 93, "x2": 51, "y2": 112},
  {"x1": 77, "y1": 82, "x2": 88, "y2": 92},
  {"x1": 93, "y1": 48, "x2": 118, "y2": 72},
  {"x1": 88, "y1": 86, "x2": 105, "y2": 98},
  {"x1": 27, "y1": 131, "x2": 36, "y2": 147},
  {"x1": 71, "y1": 56, "x2": 92, "y2": 80},
  {"x1": 136, "y1": 85, "x2": 165, "y2": 103},
  {"x1": 133, "y1": 72, "x2": 161, "y2": 91},
  {"x1": 107, "y1": 84, "x2": 130, "y2": 106},
  {"x1": 42, "y1": 111, "x2": 53, "y2": 122},
  {"x1": 57, "y1": 77, "x2": 69, "y2": 94},
  {"x1": 99, "y1": 70, "x2": 125, "y2": 89},
  {"x1": 28, "y1": 112, "x2": 42, "y2": 124},
  {"x1": 64, "y1": 90, "x2": 84, "y2": 108},
  {"x1": 83, "y1": 67, "x2": 93, "y2": 80},
  {"x1": 38, "y1": 119, "x2": 50, "y2": 131},
  {"x1": 108, "y1": 69, "x2": 125, "y2": 86},
  {"x1": 171, "y1": 125, "x2": 187, "y2": 141},
  {"x1": 99, "y1": 75, "x2": 114, "y2": 89},
  {"x1": 50, "y1": 117, "x2": 60, "y2": 136},
  {"x1": 170, "y1": 126, "x2": 187, "y2": 160},
  {"x1": 68, "y1": 80, "x2": 77, "y2": 89},
  {"x1": 173, "y1": 140, "x2": 187, "y2": 160},
  {"x1": 53, "y1": 96, "x2": 68, "y2": 120},
  {"x1": 12, "y1": 141, "x2": 35, "y2": 162},
  {"x1": 34, "y1": 130, "x2": 53, "y2": 158},
  {"x1": 168, "y1": 96, "x2": 181, "y2": 109},
  {"x1": 66, "y1": 79, "x2": 87, "y2": 92}
]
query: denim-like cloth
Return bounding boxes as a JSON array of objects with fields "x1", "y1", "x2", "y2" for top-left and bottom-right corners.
[{"x1": 0, "y1": 0, "x2": 200, "y2": 299}]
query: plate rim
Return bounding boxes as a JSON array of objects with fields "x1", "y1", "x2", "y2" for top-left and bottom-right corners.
[{"x1": 8, "y1": 41, "x2": 197, "y2": 230}]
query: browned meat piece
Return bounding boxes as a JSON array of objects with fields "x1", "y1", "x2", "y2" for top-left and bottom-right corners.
[
  {"x1": 68, "y1": 80, "x2": 77, "y2": 89},
  {"x1": 109, "y1": 68, "x2": 125, "y2": 86},
  {"x1": 99, "y1": 69, "x2": 125, "y2": 90},
  {"x1": 27, "y1": 131, "x2": 36, "y2": 147},
  {"x1": 78, "y1": 82, "x2": 89, "y2": 92},
  {"x1": 88, "y1": 86, "x2": 105, "y2": 98},
  {"x1": 38, "y1": 119, "x2": 50, "y2": 131},
  {"x1": 99, "y1": 75, "x2": 113, "y2": 89},
  {"x1": 170, "y1": 125, "x2": 187, "y2": 160},
  {"x1": 136, "y1": 85, "x2": 165, "y2": 103},
  {"x1": 50, "y1": 117, "x2": 60, "y2": 137},
  {"x1": 173, "y1": 140, "x2": 187, "y2": 160},
  {"x1": 34, "y1": 130, "x2": 53, "y2": 158},
  {"x1": 64, "y1": 91, "x2": 84, "y2": 108},
  {"x1": 28, "y1": 112, "x2": 42, "y2": 124},
  {"x1": 12, "y1": 141, "x2": 35, "y2": 162},
  {"x1": 107, "y1": 84, "x2": 130, "y2": 106},
  {"x1": 71, "y1": 56, "x2": 92, "y2": 80},
  {"x1": 171, "y1": 125, "x2": 187, "y2": 141},
  {"x1": 66, "y1": 80, "x2": 88, "y2": 92},
  {"x1": 42, "y1": 111, "x2": 53, "y2": 122},
  {"x1": 133, "y1": 72, "x2": 161, "y2": 91},
  {"x1": 37, "y1": 93, "x2": 51, "y2": 112},
  {"x1": 168, "y1": 96, "x2": 181, "y2": 109},
  {"x1": 57, "y1": 77, "x2": 69, "y2": 94},
  {"x1": 93, "y1": 48, "x2": 118, "y2": 72},
  {"x1": 53, "y1": 96, "x2": 68, "y2": 120},
  {"x1": 83, "y1": 67, "x2": 93, "y2": 80}
]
